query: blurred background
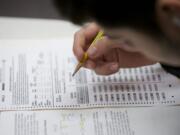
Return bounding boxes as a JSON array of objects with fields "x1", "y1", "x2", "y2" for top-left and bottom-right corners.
[{"x1": 0, "y1": 0, "x2": 60, "y2": 19}]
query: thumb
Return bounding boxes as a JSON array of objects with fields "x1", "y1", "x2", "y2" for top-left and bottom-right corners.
[{"x1": 87, "y1": 36, "x2": 114, "y2": 59}]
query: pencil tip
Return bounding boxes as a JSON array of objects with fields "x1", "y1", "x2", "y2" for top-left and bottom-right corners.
[
  {"x1": 72, "y1": 70, "x2": 77, "y2": 77},
  {"x1": 72, "y1": 63, "x2": 82, "y2": 77}
]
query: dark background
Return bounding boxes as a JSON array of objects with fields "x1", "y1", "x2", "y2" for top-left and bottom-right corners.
[{"x1": 0, "y1": 0, "x2": 60, "y2": 19}]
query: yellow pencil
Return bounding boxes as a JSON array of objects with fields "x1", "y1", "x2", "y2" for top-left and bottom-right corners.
[{"x1": 72, "y1": 31, "x2": 104, "y2": 76}]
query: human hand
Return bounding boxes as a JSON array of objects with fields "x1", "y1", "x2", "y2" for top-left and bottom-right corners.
[{"x1": 73, "y1": 23, "x2": 156, "y2": 75}]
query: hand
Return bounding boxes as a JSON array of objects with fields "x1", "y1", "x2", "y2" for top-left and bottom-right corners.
[{"x1": 73, "y1": 23, "x2": 156, "y2": 75}]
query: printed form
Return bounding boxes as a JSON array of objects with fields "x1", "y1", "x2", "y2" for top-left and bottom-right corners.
[
  {"x1": 0, "y1": 39, "x2": 180, "y2": 110},
  {"x1": 0, "y1": 107, "x2": 180, "y2": 135}
]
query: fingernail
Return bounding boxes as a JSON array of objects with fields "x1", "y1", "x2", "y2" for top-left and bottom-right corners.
[
  {"x1": 86, "y1": 62, "x2": 93, "y2": 69},
  {"x1": 88, "y1": 47, "x2": 97, "y2": 57},
  {"x1": 110, "y1": 63, "x2": 118, "y2": 71}
]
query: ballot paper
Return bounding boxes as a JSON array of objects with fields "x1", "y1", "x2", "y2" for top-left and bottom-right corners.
[
  {"x1": 0, "y1": 39, "x2": 180, "y2": 110},
  {"x1": 0, "y1": 106, "x2": 180, "y2": 135}
]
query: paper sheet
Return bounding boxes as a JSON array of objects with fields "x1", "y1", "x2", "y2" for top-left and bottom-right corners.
[
  {"x1": 0, "y1": 107, "x2": 180, "y2": 135},
  {"x1": 0, "y1": 39, "x2": 180, "y2": 110}
]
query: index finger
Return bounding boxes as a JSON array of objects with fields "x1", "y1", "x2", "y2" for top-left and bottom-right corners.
[{"x1": 73, "y1": 23, "x2": 100, "y2": 61}]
